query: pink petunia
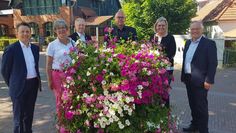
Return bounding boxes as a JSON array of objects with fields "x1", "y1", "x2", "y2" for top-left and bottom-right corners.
[
  {"x1": 142, "y1": 81, "x2": 149, "y2": 87},
  {"x1": 65, "y1": 111, "x2": 74, "y2": 120}
]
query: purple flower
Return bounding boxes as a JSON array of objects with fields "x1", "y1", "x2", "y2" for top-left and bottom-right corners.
[
  {"x1": 65, "y1": 111, "x2": 74, "y2": 120},
  {"x1": 96, "y1": 74, "x2": 104, "y2": 82}
]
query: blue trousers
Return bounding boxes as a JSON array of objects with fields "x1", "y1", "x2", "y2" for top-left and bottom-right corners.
[{"x1": 11, "y1": 78, "x2": 38, "y2": 133}]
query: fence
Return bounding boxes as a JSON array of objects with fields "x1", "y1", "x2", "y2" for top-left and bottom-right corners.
[{"x1": 223, "y1": 48, "x2": 236, "y2": 66}]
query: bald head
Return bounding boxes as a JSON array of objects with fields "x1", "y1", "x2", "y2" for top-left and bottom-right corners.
[
  {"x1": 115, "y1": 9, "x2": 126, "y2": 29},
  {"x1": 190, "y1": 21, "x2": 204, "y2": 41}
]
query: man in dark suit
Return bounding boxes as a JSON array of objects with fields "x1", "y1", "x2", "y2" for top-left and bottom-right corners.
[
  {"x1": 181, "y1": 21, "x2": 217, "y2": 133},
  {"x1": 69, "y1": 18, "x2": 92, "y2": 43},
  {"x1": 1, "y1": 22, "x2": 41, "y2": 133}
]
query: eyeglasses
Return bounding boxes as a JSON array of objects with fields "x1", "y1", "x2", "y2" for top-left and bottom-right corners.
[{"x1": 117, "y1": 16, "x2": 125, "y2": 19}]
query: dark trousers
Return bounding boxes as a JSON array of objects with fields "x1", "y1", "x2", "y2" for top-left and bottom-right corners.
[
  {"x1": 185, "y1": 74, "x2": 209, "y2": 133},
  {"x1": 11, "y1": 78, "x2": 38, "y2": 133}
]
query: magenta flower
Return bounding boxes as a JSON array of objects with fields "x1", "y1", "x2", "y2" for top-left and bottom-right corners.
[
  {"x1": 96, "y1": 74, "x2": 104, "y2": 82},
  {"x1": 60, "y1": 127, "x2": 69, "y2": 133},
  {"x1": 69, "y1": 68, "x2": 76, "y2": 74},
  {"x1": 65, "y1": 111, "x2": 74, "y2": 120}
]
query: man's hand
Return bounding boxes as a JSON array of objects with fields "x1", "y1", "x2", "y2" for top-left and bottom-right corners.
[{"x1": 204, "y1": 82, "x2": 212, "y2": 90}]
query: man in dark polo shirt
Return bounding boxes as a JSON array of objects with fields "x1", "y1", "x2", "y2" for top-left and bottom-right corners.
[{"x1": 108, "y1": 9, "x2": 138, "y2": 42}]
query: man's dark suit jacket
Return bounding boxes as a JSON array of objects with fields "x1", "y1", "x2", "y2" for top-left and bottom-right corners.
[
  {"x1": 69, "y1": 32, "x2": 92, "y2": 42},
  {"x1": 1, "y1": 41, "x2": 41, "y2": 98},
  {"x1": 181, "y1": 37, "x2": 218, "y2": 87}
]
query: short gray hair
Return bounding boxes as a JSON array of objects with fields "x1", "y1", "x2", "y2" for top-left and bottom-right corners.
[
  {"x1": 190, "y1": 21, "x2": 204, "y2": 29},
  {"x1": 115, "y1": 9, "x2": 126, "y2": 18},
  {"x1": 154, "y1": 17, "x2": 168, "y2": 33},
  {"x1": 75, "y1": 18, "x2": 86, "y2": 25},
  {"x1": 53, "y1": 19, "x2": 68, "y2": 31}
]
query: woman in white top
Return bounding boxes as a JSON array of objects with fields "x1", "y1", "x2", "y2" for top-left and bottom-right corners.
[{"x1": 46, "y1": 19, "x2": 75, "y2": 124}]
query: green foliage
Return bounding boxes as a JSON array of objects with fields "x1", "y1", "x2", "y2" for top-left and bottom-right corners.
[
  {"x1": 45, "y1": 36, "x2": 56, "y2": 45},
  {"x1": 122, "y1": 0, "x2": 197, "y2": 39},
  {"x1": 0, "y1": 39, "x2": 18, "y2": 51}
]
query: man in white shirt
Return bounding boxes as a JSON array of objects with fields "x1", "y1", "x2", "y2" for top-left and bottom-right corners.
[
  {"x1": 181, "y1": 21, "x2": 217, "y2": 133},
  {"x1": 1, "y1": 22, "x2": 41, "y2": 133}
]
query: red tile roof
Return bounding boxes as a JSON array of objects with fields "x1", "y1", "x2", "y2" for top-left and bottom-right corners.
[{"x1": 192, "y1": 0, "x2": 236, "y2": 22}]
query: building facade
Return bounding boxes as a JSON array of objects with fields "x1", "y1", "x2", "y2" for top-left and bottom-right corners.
[{"x1": 0, "y1": 0, "x2": 121, "y2": 42}]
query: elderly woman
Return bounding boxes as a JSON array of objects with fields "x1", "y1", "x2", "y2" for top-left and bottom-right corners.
[
  {"x1": 150, "y1": 17, "x2": 176, "y2": 107},
  {"x1": 46, "y1": 19, "x2": 75, "y2": 123}
]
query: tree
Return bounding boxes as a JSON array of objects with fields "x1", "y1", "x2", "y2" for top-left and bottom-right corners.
[{"x1": 122, "y1": 0, "x2": 197, "y2": 39}]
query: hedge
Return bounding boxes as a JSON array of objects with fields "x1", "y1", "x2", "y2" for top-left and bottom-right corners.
[{"x1": 0, "y1": 39, "x2": 18, "y2": 51}]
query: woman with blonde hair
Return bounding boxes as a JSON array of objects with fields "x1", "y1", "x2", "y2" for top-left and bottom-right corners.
[{"x1": 150, "y1": 17, "x2": 176, "y2": 107}]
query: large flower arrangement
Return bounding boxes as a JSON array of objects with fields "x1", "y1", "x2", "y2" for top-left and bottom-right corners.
[{"x1": 59, "y1": 31, "x2": 177, "y2": 133}]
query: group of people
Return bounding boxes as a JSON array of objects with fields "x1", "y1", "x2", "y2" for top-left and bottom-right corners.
[{"x1": 1, "y1": 9, "x2": 217, "y2": 133}]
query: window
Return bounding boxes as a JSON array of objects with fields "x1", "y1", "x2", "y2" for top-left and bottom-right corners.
[
  {"x1": 22, "y1": 0, "x2": 62, "y2": 15},
  {"x1": 44, "y1": 22, "x2": 53, "y2": 36},
  {"x1": 29, "y1": 22, "x2": 39, "y2": 38},
  {"x1": 0, "y1": 24, "x2": 8, "y2": 37}
]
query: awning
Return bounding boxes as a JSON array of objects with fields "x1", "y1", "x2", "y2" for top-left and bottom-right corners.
[
  {"x1": 86, "y1": 16, "x2": 113, "y2": 26},
  {"x1": 79, "y1": 6, "x2": 96, "y2": 17},
  {"x1": 224, "y1": 28, "x2": 236, "y2": 38},
  {"x1": 0, "y1": 9, "x2": 13, "y2": 15}
]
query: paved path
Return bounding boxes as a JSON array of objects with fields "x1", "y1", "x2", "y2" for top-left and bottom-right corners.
[{"x1": 0, "y1": 54, "x2": 236, "y2": 133}]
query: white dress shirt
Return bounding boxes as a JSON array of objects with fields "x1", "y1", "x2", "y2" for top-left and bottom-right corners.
[
  {"x1": 19, "y1": 41, "x2": 37, "y2": 79},
  {"x1": 77, "y1": 32, "x2": 86, "y2": 42},
  {"x1": 184, "y1": 36, "x2": 202, "y2": 74}
]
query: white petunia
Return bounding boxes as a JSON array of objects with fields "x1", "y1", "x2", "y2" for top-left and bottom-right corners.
[
  {"x1": 109, "y1": 118, "x2": 114, "y2": 123},
  {"x1": 118, "y1": 123, "x2": 125, "y2": 129},
  {"x1": 147, "y1": 70, "x2": 152, "y2": 76},
  {"x1": 82, "y1": 93, "x2": 88, "y2": 97},
  {"x1": 109, "y1": 72, "x2": 114, "y2": 76},
  {"x1": 86, "y1": 71, "x2": 91, "y2": 76},
  {"x1": 102, "y1": 80, "x2": 106, "y2": 85},
  {"x1": 125, "y1": 120, "x2": 130, "y2": 126},
  {"x1": 71, "y1": 59, "x2": 76, "y2": 64},
  {"x1": 137, "y1": 85, "x2": 143, "y2": 90}
]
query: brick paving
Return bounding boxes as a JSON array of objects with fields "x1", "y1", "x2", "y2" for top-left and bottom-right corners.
[{"x1": 0, "y1": 54, "x2": 236, "y2": 133}]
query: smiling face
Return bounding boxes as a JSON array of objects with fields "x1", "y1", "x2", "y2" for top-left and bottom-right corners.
[
  {"x1": 75, "y1": 19, "x2": 86, "y2": 34},
  {"x1": 55, "y1": 26, "x2": 68, "y2": 39},
  {"x1": 156, "y1": 21, "x2": 167, "y2": 35},
  {"x1": 115, "y1": 11, "x2": 126, "y2": 28},
  {"x1": 17, "y1": 25, "x2": 31, "y2": 44},
  {"x1": 190, "y1": 21, "x2": 203, "y2": 41}
]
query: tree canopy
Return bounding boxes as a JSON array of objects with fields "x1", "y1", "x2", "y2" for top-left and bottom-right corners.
[{"x1": 122, "y1": 0, "x2": 197, "y2": 39}]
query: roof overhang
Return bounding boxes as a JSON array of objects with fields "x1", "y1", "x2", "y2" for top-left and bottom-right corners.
[
  {"x1": 86, "y1": 16, "x2": 113, "y2": 26},
  {"x1": 0, "y1": 9, "x2": 13, "y2": 15},
  {"x1": 224, "y1": 28, "x2": 236, "y2": 38}
]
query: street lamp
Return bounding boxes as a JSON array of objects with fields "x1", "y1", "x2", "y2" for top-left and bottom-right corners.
[{"x1": 70, "y1": 0, "x2": 76, "y2": 33}]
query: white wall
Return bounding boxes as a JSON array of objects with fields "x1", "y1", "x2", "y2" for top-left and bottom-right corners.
[
  {"x1": 218, "y1": 21, "x2": 236, "y2": 32},
  {"x1": 173, "y1": 35, "x2": 190, "y2": 64}
]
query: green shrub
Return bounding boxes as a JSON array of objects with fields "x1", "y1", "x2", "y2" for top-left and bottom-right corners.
[
  {"x1": 45, "y1": 36, "x2": 56, "y2": 45},
  {"x1": 0, "y1": 39, "x2": 18, "y2": 51}
]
